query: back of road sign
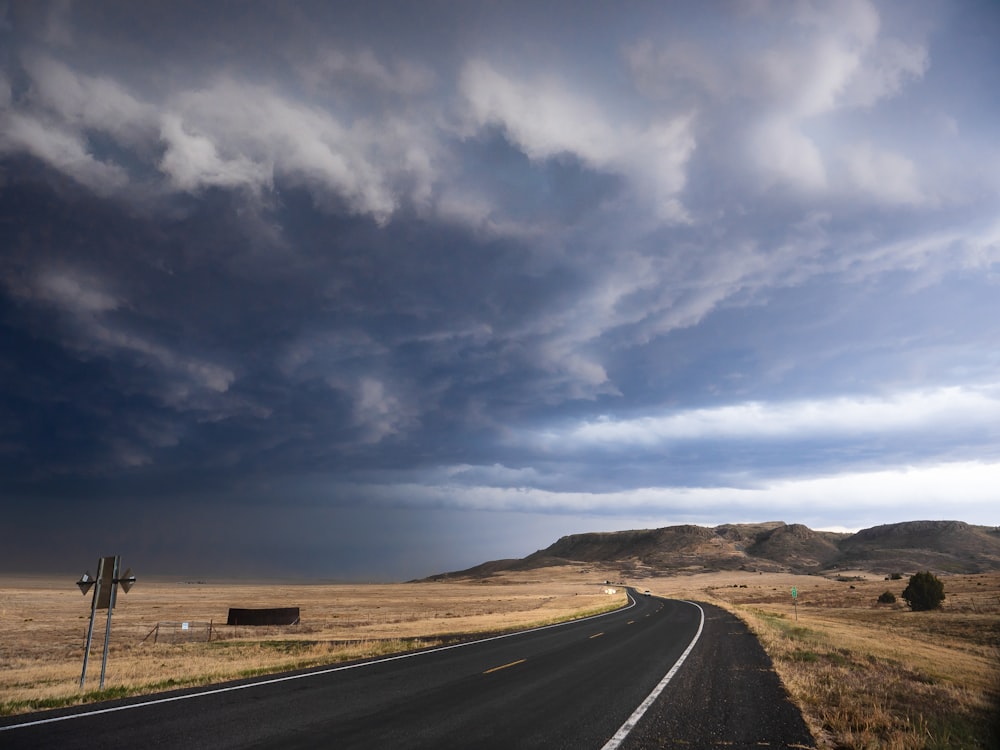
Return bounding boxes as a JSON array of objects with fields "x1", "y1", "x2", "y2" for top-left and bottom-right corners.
[{"x1": 96, "y1": 556, "x2": 116, "y2": 609}]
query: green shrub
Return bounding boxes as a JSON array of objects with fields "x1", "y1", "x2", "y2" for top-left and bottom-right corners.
[
  {"x1": 889, "y1": 572, "x2": 904, "y2": 580},
  {"x1": 877, "y1": 591, "x2": 896, "y2": 604},
  {"x1": 901, "y1": 571, "x2": 945, "y2": 611}
]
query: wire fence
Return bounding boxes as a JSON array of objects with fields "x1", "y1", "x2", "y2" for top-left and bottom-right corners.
[{"x1": 142, "y1": 620, "x2": 215, "y2": 644}]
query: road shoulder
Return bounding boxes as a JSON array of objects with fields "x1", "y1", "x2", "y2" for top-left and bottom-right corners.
[{"x1": 621, "y1": 601, "x2": 816, "y2": 749}]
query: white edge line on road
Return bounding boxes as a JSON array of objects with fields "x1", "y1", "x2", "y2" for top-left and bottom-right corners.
[
  {"x1": 600, "y1": 600, "x2": 705, "y2": 750},
  {"x1": 1, "y1": 591, "x2": 638, "y2": 732}
]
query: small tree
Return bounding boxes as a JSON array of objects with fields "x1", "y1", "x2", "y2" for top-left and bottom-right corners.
[
  {"x1": 877, "y1": 591, "x2": 896, "y2": 604},
  {"x1": 901, "y1": 571, "x2": 945, "y2": 611}
]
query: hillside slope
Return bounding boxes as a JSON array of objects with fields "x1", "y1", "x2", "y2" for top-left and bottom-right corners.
[
  {"x1": 427, "y1": 520, "x2": 1000, "y2": 579},
  {"x1": 836, "y1": 520, "x2": 1000, "y2": 573}
]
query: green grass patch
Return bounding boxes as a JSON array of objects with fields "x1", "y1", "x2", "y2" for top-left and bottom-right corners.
[
  {"x1": 256, "y1": 640, "x2": 320, "y2": 655},
  {"x1": 919, "y1": 705, "x2": 994, "y2": 749},
  {"x1": 2, "y1": 685, "x2": 152, "y2": 716},
  {"x1": 788, "y1": 649, "x2": 820, "y2": 663}
]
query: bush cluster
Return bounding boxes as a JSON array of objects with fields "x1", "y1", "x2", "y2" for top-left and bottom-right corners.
[{"x1": 901, "y1": 571, "x2": 945, "y2": 611}]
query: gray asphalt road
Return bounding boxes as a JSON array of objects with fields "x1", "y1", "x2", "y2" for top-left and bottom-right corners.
[{"x1": 0, "y1": 592, "x2": 815, "y2": 749}]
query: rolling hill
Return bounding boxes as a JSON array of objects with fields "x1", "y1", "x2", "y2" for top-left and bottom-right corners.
[{"x1": 428, "y1": 520, "x2": 1000, "y2": 580}]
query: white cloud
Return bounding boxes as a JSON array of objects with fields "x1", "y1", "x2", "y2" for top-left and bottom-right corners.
[
  {"x1": 0, "y1": 56, "x2": 154, "y2": 193},
  {"x1": 3, "y1": 54, "x2": 440, "y2": 223},
  {"x1": 842, "y1": 141, "x2": 924, "y2": 206},
  {"x1": 626, "y1": 39, "x2": 725, "y2": 102},
  {"x1": 326, "y1": 375, "x2": 419, "y2": 444},
  {"x1": 35, "y1": 269, "x2": 120, "y2": 314},
  {"x1": 632, "y1": 0, "x2": 922, "y2": 123},
  {"x1": 830, "y1": 220, "x2": 1000, "y2": 283},
  {"x1": 355, "y1": 377, "x2": 402, "y2": 443},
  {"x1": 169, "y1": 80, "x2": 437, "y2": 223},
  {"x1": 629, "y1": 1, "x2": 928, "y2": 202},
  {"x1": 459, "y1": 59, "x2": 618, "y2": 164},
  {"x1": 0, "y1": 111, "x2": 128, "y2": 192},
  {"x1": 751, "y1": 37, "x2": 862, "y2": 119},
  {"x1": 743, "y1": 2, "x2": 927, "y2": 194},
  {"x1": 159, "y1": 114, "x2": 272, "y2": 192},
  {"x1": 458, "y1": 59, "x2": 695, "y2": 223},
  {"x1": 434, "y1": 187, "x2": 549, "y2": 238},
  {"x1": 749, "y1": 116, "x2": 827, "y2": 191},
  {"x1": 539, "y1": 386, "x2": 1000, "y2": 449},
  {"x1": 348, "y1": 460, "x2": 1000, "y2": 521},
  {"x1": 841, "y1": 36, "x2": 928, "y2": 108},
  {"x1": 761, "y1": 461, "x2": 1000, "y2": 513},
  {"x1": 87, "y1": 322, "x2": 235, "y2": 394},
  {"x1": 20, "y1": 268, "x2": 235, "y2": 397},
  {"x1": 22, "y1": 55, "x2": 154, "y2": 147},
  {"x1": 773, "y1": 0, "x2": 924, "y2": 117}
]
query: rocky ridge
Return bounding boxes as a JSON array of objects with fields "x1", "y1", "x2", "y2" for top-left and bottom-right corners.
[{"x1": 428, "y1": 520, "x2": 1000, "y2": 579}]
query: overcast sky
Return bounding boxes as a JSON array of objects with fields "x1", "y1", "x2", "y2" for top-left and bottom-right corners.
[{"x1": 2, "y1": 1, "x2": 999, "y2": 581}]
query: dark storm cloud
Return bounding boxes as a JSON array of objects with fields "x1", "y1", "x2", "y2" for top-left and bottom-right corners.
[{"x1": 1, "y1": 1, "x2": 999, "y2": 579}]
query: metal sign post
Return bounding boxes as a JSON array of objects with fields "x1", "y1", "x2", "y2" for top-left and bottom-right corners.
[
  {"x1": 77, "y1": 556, "x2": 136, "y2": 690},
  {"x1": 792, "y1": 586, "x2": 798, "y2": 621},
  {"x1": 78, "y1": 570, "x2": 99, "y2": 690},
  {"x1": 99, "y1": 555, "x2": 121, "y2": 689}
]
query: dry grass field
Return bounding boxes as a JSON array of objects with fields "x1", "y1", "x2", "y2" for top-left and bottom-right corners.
[
  {"x1": 0, "y1": 569, "x2": 624, "y2": 716},
  {"x1": 643, "y1": 568, "x2": 1000, "y2": 749},
  {"x1": 3, "y1": 567, "x2": 998, "y2": 748}
]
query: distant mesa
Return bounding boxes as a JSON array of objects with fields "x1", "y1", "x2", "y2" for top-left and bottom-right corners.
[{"x1": 424, "y1": 520, "x2": 1000, "y2": 580}]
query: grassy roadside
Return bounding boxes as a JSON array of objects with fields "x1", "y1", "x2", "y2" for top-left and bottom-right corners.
[
  {"x1": 0, "y1": 637, "x2": 439, "y2": 716},
  {"x1": 0, "y1": 591, "x2": 626, "y2": 717},
  {"x1": 704, "y1": 578, "x2": 1000, "y2": 749}
]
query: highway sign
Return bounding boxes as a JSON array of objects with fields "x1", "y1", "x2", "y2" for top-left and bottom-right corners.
[
  {"x1": 79, "y1": 555, "x2": 136, "y2": 689},
  {"x1": 76, "y1": 571, "x2": 94, "y2": 595}
]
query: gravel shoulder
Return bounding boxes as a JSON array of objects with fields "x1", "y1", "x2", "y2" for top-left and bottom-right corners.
[{"x1": 621, "y1": 601, "x2": 816, "y2": 749}]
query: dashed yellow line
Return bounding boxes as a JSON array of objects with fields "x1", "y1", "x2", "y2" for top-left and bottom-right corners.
[
  {"x1": 589, "y1": 632, "x2": 604, "y2": 639},
  {"x1": 483, "y1": 658, "x2": 526, "y2": 675},
  {"x1": 627, "y1": 620, "x2": 635, "y2": 625}
]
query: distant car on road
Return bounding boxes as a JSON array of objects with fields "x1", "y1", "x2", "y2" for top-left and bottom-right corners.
[{"x1": 643, "y1": 590, "x2": 651, "y2": 596}]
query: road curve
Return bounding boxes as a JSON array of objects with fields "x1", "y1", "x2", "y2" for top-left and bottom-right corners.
[{"x1": 0, "y1": 592, "x2": 814, "y2": 749}]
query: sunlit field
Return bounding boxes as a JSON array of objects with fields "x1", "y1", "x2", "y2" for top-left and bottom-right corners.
[
  {"x1": 0, "y1": 570, "x2": 625, "y2": 715},
  {"x1": 3, "y1": 568, "x2": 998, "y2": 748},
  {"x1": 645, "y1": 569, "x2": 1000, "y2": 749}
]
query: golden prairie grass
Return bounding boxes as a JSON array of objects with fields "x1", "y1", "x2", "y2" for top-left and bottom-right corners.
[
  {"x1": 0, "y1": 567, "x2": 625, "y2": 715},
  {"x1": 4, "y1": 566, "x2": 998, "y2": 748},
  {"x1": 642, "y1": 569, "x2": 1000, "y2": 749}
]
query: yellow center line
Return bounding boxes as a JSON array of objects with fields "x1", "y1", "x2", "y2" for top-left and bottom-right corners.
[
  {"x1": 483, "y1": 658, "x2": 526, "y2": 675},
  {"x1": 589, "y1": 632, "x2": 604, "y2": 639},
  {"x1": 627, "y1": 620, "x2": 635, "y2": 625}
]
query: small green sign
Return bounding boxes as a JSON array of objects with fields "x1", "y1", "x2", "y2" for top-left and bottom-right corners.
[{"x1": 791, "y1": 587, "x2": 798, "y2": 599}]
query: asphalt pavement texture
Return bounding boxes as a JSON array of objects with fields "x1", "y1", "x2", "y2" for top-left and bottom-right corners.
[{"x1": 620, "y1": 601, "x2": 816, "y2": 749}]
